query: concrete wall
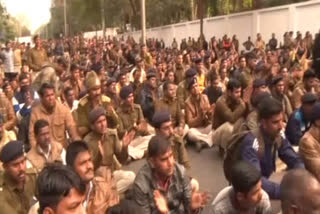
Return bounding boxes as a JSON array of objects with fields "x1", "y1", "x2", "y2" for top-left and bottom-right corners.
[{"x1": 119, "y1": 0, "x2": 320, "y2": 48}]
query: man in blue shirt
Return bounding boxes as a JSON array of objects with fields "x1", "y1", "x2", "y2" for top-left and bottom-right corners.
[
  {"x1": 285, "y1": 92, "x2": 317, "y2": 146},
  {"x1": 241, "y1": 96, "x2": 304, "y2": 200}
]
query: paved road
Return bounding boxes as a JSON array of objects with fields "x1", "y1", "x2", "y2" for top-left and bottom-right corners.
[{"x1": 123, "y1": 144, "x2": 283, "y2": 214}]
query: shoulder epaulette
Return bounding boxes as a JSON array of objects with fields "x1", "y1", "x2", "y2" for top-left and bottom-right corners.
[
  {"x1": 101, "y1": 95, "x2": 111, "y2": 103},
  {"x1": 106, "y1": 128, "x2": 118, "y2": 136},
  {"x1": 79, "y1": 95, "x2": 89, "y2": 106}
]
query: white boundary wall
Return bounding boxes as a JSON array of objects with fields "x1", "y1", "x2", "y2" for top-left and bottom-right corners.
[{"x1": 119, "y1": 0, "x2": 320, "y2": 47}]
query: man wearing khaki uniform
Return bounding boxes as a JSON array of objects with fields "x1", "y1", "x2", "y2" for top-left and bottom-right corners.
[
  {"x1": 84, "y1": 107, "x2": 135, "y2": 194},
  {"x1": 185, "y1": 78, "x2": 213, "y2": 152},
  {"x1": 77, "y1": 71, "x2": 119, "y2": 137},
  {"x1": 29, "y1": 83, "x2": 79, "y2": 149},
  {"x1": 156, "y1": 81, "x2": 187, "y2": 137},
  {"x1": 212, "y1": 79, "x2": 246, "y2": 152},
  {"x1": 27, "y1": 35, "x2": 48, "y2": 77},
  {"x1": 117, "y1": 85, "x2": 153, "y2": 160}
]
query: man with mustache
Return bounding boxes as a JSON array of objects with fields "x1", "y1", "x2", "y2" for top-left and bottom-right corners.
[
  {"x1": 0, "y1": 140, "x2": 37, "y2": 214},
  {"x1": 77, "y1": 71, "x2": 119, "y2": 137},
  {"x1": 66, "y1": 141, "x2": 119, "y2": 214},
  {"x1": 240, "y1": 96, "x2": 304, "y2": 200},
  {"x1": 185, "y1": 78, "x2": 214, "y2": 152},
  {"x1": 152, "y1": 110, "x2": 190, "y2": 169},
  {"x1": 155, "y1": 81, "x2": 186, "y2": 137},
  {"x1": 133, "y1": 135, "x2": 209, "y2": 214},
  {"x1": 26, "y1": 119, "x2": 66, "y2": 172},
  {"x1": 29, "y1": 83, "x2": 80, "y2": 148}
]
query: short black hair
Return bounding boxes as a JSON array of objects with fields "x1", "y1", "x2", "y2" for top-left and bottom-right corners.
[
  {"x1": 303, "y1": 69, "x2": 317, "y2": 81},
  {"x1": 37, "y1": 163, "x2": 86, "y2": 214},
  {"x1": 34, "y1": 119, "x2": 49, "y2": 136},
  {"x1": 148, "y1": 135, "x2": 171, "y2": 158},
  {"x1": 258, "y1": 96, "x2": 283, "y2": 120},
  {"x1": 38, "y1": 83, "x2": 55, "y2": 97},
  {"x1": 63, "y1": 86, "x2": 73, "y2": 97},
  {"x1": 107, "y1": 200, "x2": 143, "y2": 214},
  {"x1": 163, "y1": 81, "x2": 175, "y2": 92},
  {"x1": 230, "y1": 161, "x2": 261, "y2": 194},
  {"x1": 226, "y1": 79, "x2": 241, "y2": 91},
  {"x1": 66, "y1": 141, "x2": 90, "y2": 167}
]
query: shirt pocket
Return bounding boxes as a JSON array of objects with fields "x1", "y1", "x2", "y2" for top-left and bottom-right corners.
[{"x1": 52, "y1": 117, "x2": 65, "y2": 142}]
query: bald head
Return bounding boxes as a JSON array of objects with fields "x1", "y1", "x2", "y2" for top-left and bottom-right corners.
[{"x1": 280, "y1": 169, "x2": 320, "y2": 214}]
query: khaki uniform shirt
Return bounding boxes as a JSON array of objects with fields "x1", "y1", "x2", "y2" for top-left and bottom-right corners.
[
  {"x1": 77, "y1": 95, "x2": 119, "y2": 137},
  {"x1": 84, "y1": 129, "x2": 125, "y2": 172},
  {"x1": 87, "y1": 167, "x2": 119, "y2": 214},
  {"x1": 170, "y1": 134, "x2": 190, "y2": 169},
  {"x1": 155, "y1": 96, "x2": 185, "y2": 129},
  {"x1": 185, "y1": 94, "x2": 212, "y2": 128},
  {"x1": 299, "y1": 125, "x2": 320, "y2": 181},
  {"x1": 174, "y1": 64, "x2": 186, "y2": 84},
  {"x1": 177, "y1": 80, "x2": 189, "y2": 109},
  {"x1": 27, "y1": 47, "x2": 48, "y2": 72},
  {"x1": 213, "y1": 95, "x2": 246, "y2": 130},
  {"x1": 0, "y1": 130, "x2": 16, "y2": 152},
  {"x1": 29, "y1": 102, "x2": 79, "y2": 148},
  {"x1": 0, "y1": 92, "x2": 17, "y2": 130},
  {"x1": 13, "y1": 49, "x2": 22, "y2": 67},
  {"x1": 0, "y1": 169, "x2": 37, "y2": 214},
  {"x1": 117, "y1": 104, "x2": 146, "y2": 138}
]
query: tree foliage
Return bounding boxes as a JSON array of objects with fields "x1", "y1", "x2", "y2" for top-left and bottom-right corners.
[
  {"x1": 0, "y1": 3, "x2": 18, "y2": 41},
  {"x1": 47, "y1": 0, "x2": 310, "y2": 38}
]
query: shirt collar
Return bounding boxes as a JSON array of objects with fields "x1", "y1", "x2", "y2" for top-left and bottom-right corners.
[{"x1": 37, "y1": 144, "x2": 52, "y2": 160}]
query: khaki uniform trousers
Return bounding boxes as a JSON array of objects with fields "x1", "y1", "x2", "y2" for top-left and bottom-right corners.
[{"x1": 211, "y1": 122, "x2": 234, "y2": 150}]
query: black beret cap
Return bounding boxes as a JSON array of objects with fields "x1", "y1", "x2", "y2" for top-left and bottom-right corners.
[
  {"x1": 312, "y1": 102, "x2": 320, "y2": 122},
  {"x1": 271, "y1": 76, "x2": 283, "y2": 86},
  {"x1": 253, "y1": 78, "x2": 266, "y2": 88},
  {"x1": 146, "y1": 72, "x2": 157, "y2": 79},
  {"x1": 301, "y1": 92, "x2": 318, "y2": 104},
  {"x1": 106, "y1": 78, "x2": 116, "y2": 87},
  {"x1": 120, "y1": 85, "x2": 133, "y2": 99},
  {"x1": 91, "y1": 63, "x2": 103, "y2": 73},
  {"x1": 152, "y1": 111, "x2": 171, "y2": 129},
  {"x1": 89, "y1": 107, "x2": 106, "y2": 124},
  {"x1": 185, "y1": 68, "x2": 197, "y2": 78},
  {"x1": 187, "y1": 77, "x2": 198, "y2": 90},
  {"x1": 0, "y1": 141, "x2": 25, "y2": 164}
]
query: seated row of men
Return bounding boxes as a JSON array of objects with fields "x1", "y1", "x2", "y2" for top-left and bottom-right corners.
[{"x1": 0, "y1": 136, "x2": 319, "y2": 214}]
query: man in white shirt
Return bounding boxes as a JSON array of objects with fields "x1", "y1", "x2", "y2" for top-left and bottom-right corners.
[
  {"x1": 0, "y1": 41, "x2": 14, "y2": 74},
  {"x1": 26, "y1": 119, "x2": 66, "y2": 172}
]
